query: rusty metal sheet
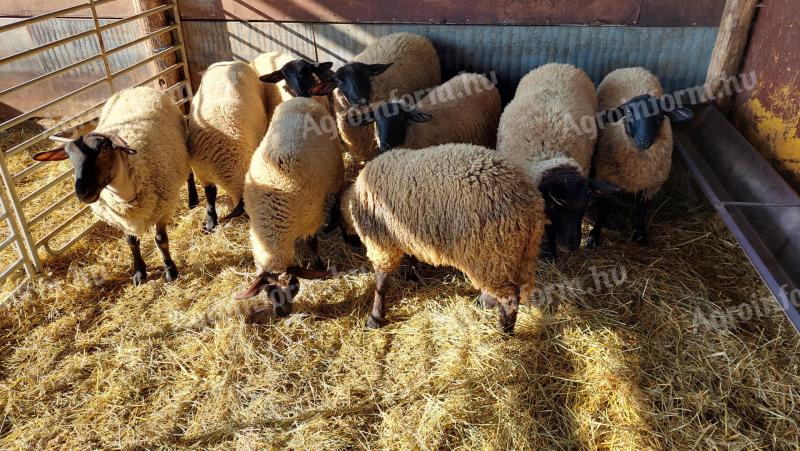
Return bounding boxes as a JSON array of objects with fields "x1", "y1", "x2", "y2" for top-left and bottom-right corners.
[
  {"x1": 733, "y1": 0, "x2": 800, "y2": 189},
  {"x1": 638, "y1": 0, "x2": 725, "y2": 27}
]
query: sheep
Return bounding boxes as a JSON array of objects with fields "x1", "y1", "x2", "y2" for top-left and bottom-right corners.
[
  {"x1": 235, "y1": 97, "x2": 344, "y2": 316},
  {"x1": 588, "y1": 67, "x2": 693, "y2": 247},
  {"x1": 496, "y1": 63, "x2": 618, "y2": 260},
  {"x1": 187, "y1": 61, "x2": 268, "y2": 232},
  {"x1": 310, "y1": 32, "x2": 442, "y2": 161},
  {"x1": 250, "y1": 51, "x2": 333, "y2": 115},
  {"x1": 340, "y1": 143, "x2": 547, "y2": 333},
  {"x1": 33, "y1": 86, "x2": 189, "y2": 285},
  {"x1": 345, "y1": 73, "x2": 502, "y2": 153}
]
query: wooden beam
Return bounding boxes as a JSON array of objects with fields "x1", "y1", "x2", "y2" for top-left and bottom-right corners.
[
  {"x1": 133, "y1": 1, "x2": 180, "y2": 98},
  {"x1": 706, "y1": 0, "x2": 759, "y2": 110}
]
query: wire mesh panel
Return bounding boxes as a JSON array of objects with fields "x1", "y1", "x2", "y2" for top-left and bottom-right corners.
[{"x1": 0, "y1": 0, "x2": 193, "y2": 301}]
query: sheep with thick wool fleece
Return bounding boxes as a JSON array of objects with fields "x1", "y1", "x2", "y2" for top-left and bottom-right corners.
[
  {"x1": 360, "y1": 73, "x2": 502, "y2": 151},
  {"x1": 188, "y1": 61, "x2": 268, "y2": 229},
  {"x1": 594, "y1": 67, "x2": 672, "y2": 199},
  {"x1": 88, "y1": 87, "x2": 189, "y2": 237},
  {"x1": 250, "y1": 52, "x2": 331, "y2": 116},
  {"x1": 496, "y1": 63, "x2": 598, "y2": 182},
  {"x1": 341, "y1": 143, "x2": 546, "y2": 332},
  {"x1": 334, "y1": 32, "x2": 441, "y2": 161},
  {"x1": 245, "y1": 97, "x2": 344, "y2": 276}
]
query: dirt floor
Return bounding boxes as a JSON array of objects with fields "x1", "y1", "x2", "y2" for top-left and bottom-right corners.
[{"x1": 0, "y1": 123, "x2": 798, "y2": 449}]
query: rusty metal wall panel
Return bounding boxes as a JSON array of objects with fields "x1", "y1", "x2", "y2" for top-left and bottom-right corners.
[
  {"x1": 180, "y1": 21, "x2": 316, "y2": 89},
  {"x1": 2, "y1": 0, "x2": 723, "y2": 26},
  {"x1": 733, "y1": 0, "x2": 800, "y2": 189},
  {"x1": 313, "y1": 24, "x2": 718, "y2": 102}
]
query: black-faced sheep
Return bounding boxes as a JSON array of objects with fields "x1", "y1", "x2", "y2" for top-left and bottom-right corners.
[
  {"x1": 588, "y1": 67, "x2": 693, "y2": 247},
  {"x1": 251, "y1": 52, "x2": 334, "y2": 116},
  {"x1": 497, "y1": 63, "x2": 618, "y2": 260},
  {"x1": 188, "y1": 61, "x2": 268, "y2": 232},
  {"x1": 33, "y1": 86, "x2": 189, "y2": 285},
  {"x1": 235, "y1": 97, "x2": 344, "y2": 316},
  {"x1": 341, "y1": 143, "x2": 547, "y2": 333}
]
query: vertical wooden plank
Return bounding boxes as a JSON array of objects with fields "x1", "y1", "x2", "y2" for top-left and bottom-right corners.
[
  {"x1": 705, "y1": 0, "x2": 759, "y2": 109},
  {"x1": 133, "y1": 0, "x2": 179, "y2": 91}
]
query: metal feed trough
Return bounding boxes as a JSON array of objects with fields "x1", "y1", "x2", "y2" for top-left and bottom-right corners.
[{"x1": 0, "y1": 0, "x2": 193, "y2": 300}]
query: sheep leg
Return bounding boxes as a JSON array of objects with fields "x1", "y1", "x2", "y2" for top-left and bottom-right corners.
[
  {"x1": 321, "y1": 193, "x2": 341, "y2": 234},
  {"x1": 126, "y1": 234, "x2": 147, "y2": 286},
  {"x1": 155, "y1": 224, "x2": 178, "y2": 282},
  {"x1": 631, "y1": 193, "x2": 650, "y2": 246},
  {"x1": 366, "y1": 270, "x2": 391, "y2": 329},
  {"x1": 223, "y1": 199, "x2": 246, "y2": 221},
  {"x1": 586, "y1": 197, "x2": 610, "y2": 249},
  {"x1": 306, "y1": 235, "x2": 325, "y2": 270},
  {"x1": 540, "y1": 224, "x2": 558, "y2": 262},
  {"x1": 341, "y1": 226, "x2": 363, "y2": 249},
  {"x1": 497, "y1": 292, "x2": 520, "y2": 334},
  {"x1": 403, "y1": 255, "x2": 422, "y2": 282},
  {"x1": 203, "y1": 184, "x2": 218, "y2": 233},
  {"x1": 187, "y1": 172, "x2": 199, "y2": 209},
  {"x1": 476, "y1": 291, "x2": 498, "y2": 309}
]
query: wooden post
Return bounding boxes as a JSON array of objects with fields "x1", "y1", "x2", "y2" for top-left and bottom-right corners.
[
  {"x1": 705, "y1": 0, "x2": 759, "y2": 110},
  {"x1": 133, "y1": 0, "x2": 179, "y2": 93}
]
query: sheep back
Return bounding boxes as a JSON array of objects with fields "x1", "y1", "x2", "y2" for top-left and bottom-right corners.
[
  {"x1": 595, "y1": 68, "x2": 672, "y2": 198},
  {"x1": 188, "y1": 61, "x2": 268, "y2": 205},
  {"x1": 245, "y1": 97, "x2": 344, "y2": 274},
  {"x1": 403, "y1": 73, "x2": 502, "y2": 149},
  {"x1": 336, "y1": 33, "x2": 442, "y2": 161},
  {"x1": 90, "y1": 86, "x2": 189, "y2": 236},
  {"x1": 497, "y1": 63, "x2": 598, "y2": 181},
  {"x1": 344, "y1": 143, "x2": 545, "y2": 299}
]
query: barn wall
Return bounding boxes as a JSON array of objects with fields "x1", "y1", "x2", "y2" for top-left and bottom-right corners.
[{"x1": 732, "y1": 0, "x2": 800, "y2": 189}]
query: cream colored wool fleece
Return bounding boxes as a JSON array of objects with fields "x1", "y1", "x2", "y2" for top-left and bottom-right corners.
[
  {"x1": 245, "y1": 97, "x2": 344, "y2": 274},
  {"x1": 188, "y1": 61, "x2": 268, "y2": 206},
  {"x1": 595, "y1": 67, "x2": 672, "y2": 199},
  {"x1": 402, "y1": 73, "x2": 501, "y2": 149},
  {"x1": 90, "y1": 87, "x2": 189, "y2": 237},
  {"x1": 497, "y1": 63, "x2": 598, "y2": 183},
  {"x1": 250, "y1": 52, "x2": 329, "y2": 118},
  {"x1": 335, "y1": 32, "x2": 441, "y2": 161},
  {"x1": 343, "y1": 143, "x2": 546, "y2": 300}
]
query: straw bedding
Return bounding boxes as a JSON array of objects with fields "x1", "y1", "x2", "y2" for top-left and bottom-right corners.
[{"x1": 0, "y1": 121, "x2": 798, "y2": 450}]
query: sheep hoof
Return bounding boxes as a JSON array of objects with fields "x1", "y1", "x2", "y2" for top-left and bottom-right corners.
[
  {"x1": 164, "y1": 265, "x2": 179, "y2": 282},
  {"x1": 365, "y1": 315, "x2": 382, "y2": 329},
  {"x1": 498, "y1": 320, "x2": 516, "y2": 335},
  {"x1": 309, "y1": 258, "x2": 326, "y2": 271},
  {"x1": 632, "y1": 231, "x2": 649, "y2": 246},
  {"x1": 203, "y1": 217, "x2": 218, "y2": 233},
  {"x1": 132, "y1": 270, "x2": 147, "y2": 286},
  {"x1": 404, "y1": 269, "x2": 420, "y2": 283}
]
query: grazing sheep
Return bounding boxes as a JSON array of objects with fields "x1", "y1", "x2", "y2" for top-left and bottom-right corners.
[
  {"x1": 188, "y1": 61, "x2": 268, "y2": 232},
  {"x1": 311, "y1": 32, "x2": 441, "y2": 161},
  {"x1": 251, "y1": 51, "x2": 333, "y2": 115},
  {"x1": 235, "y1": 97, "x2": 344, "y2": 316},
  {"x1": 588, "y1": 67, "x2": 693, "y2": 247},
  {"x1": 347, "y1": 73, "x2": 502, "y2": 152},
  {"x1": 33, "y1": 86, "x2": 189, "y2": 285},
  {"x1": 497, "y1": 63, "x2": 617, "y2": 260},
  {"x1": 341, "y1": 143, "x2": 546, "y2": 333}
]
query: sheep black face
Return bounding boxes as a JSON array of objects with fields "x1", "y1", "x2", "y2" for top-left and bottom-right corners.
[
  {"x1": 328, "y1": 62, "x2": 393, "y2": 107},
  {"x1": 539, "y1": 167, "x2": 619, "y2": 258},
  {"x1": 32, "y1": 133, "x2": 136, "y2": 204},
  {"x1": 260, "y1": 59, "x2": 333, "y2": 98},
  {"x1": 347, "y1": 102, "x2": 433, "y2": 152},
  {"x1": 235, "y1": 266, "x2": 331, "y2": 317},
  {"x1": 601, "y1": 95, "x2": 694, "y2": 150}
]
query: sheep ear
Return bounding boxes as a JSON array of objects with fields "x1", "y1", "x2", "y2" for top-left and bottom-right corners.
[
  {"x1": 406, "y1": 107, "x2": 433, "y2": 124},
  {"x1": 598, "y1": 107, "x2": 625, "y2": 125},
  {"x1": 235, "y1": 274, "x2": 271, "y2": 299},
  {"x1": 666, "y1": 107, "x2": 694, "y2": 124},
  {"x1": 309, "y1": 80, "x2": 337, "y2": 96},
  {"x1": 589, "y1": 179, "x2": 621, "y2": 196},
  {"x1": 286, "y1": 265, "x2": 332, "y2": 280},
  {"x1": 108, "y1": 133, "x2": 136, "y2": 155},
  {"x1": 260, "y1": 70, "x2": 285, "y2": 83},
  {"x1": 32, "y1": 147, "x2": 68, "y2": 161},
  {"x1": 366, "y1": 63, "x2": 392, "y2": 77},
  {"x1": 346, "y1": 109, "x2": 376, "y2": 127},
  {"x1": 312, "y1": 61, "x2": 333, "y2": 74}
]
